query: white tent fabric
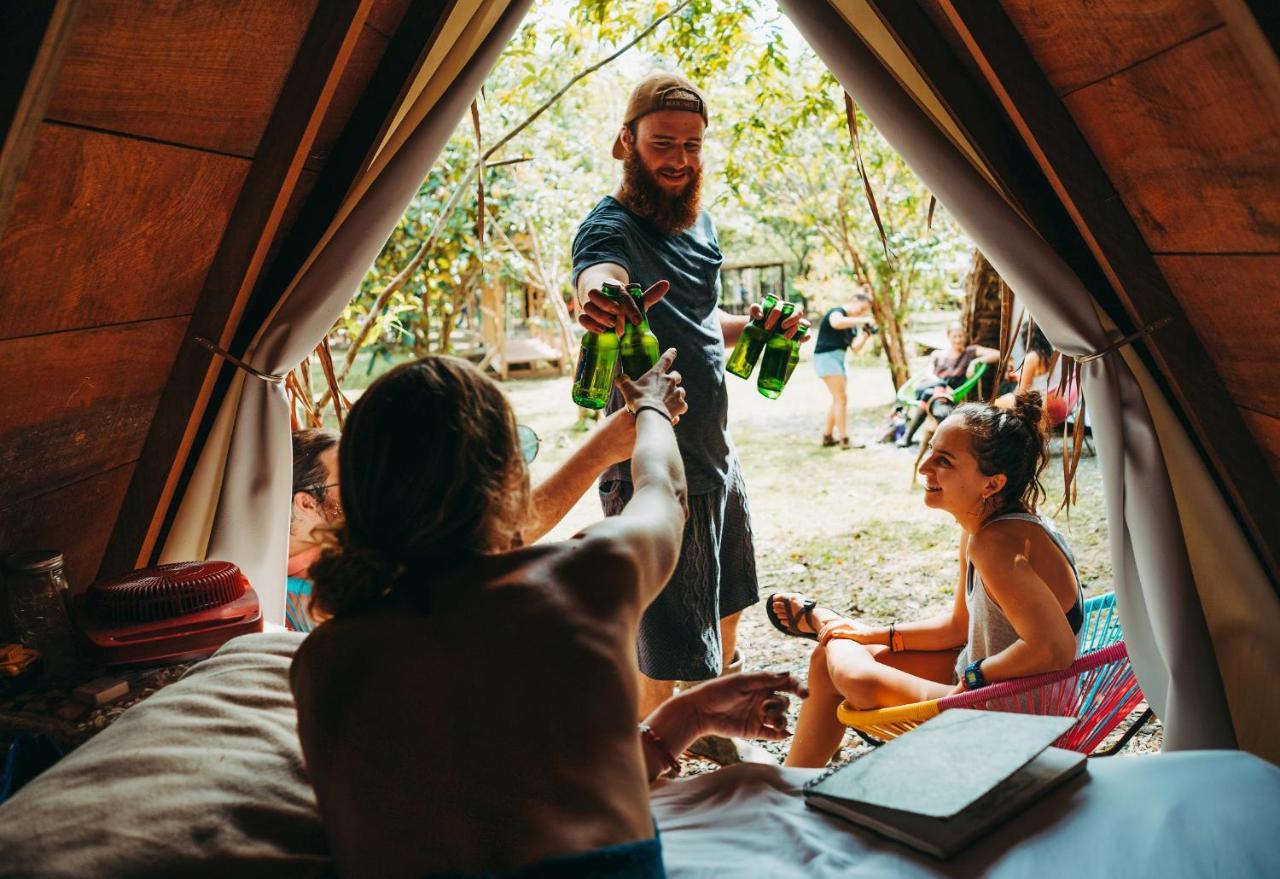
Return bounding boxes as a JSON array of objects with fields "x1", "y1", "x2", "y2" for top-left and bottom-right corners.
[
  {"x1": 780, "y1": 0, "x2": 1238, "y2": 751},
  {"x1": 162, "y1": 0, "x2": 534, "y2": 624}
]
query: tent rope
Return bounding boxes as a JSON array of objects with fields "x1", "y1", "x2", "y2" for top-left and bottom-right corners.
[
  {"x1": 1076, "y1": 316, "x2": 1173, "y2": 364},
  {"x1": 194, "y1": 336, "x2": 286, "y2": 383}
]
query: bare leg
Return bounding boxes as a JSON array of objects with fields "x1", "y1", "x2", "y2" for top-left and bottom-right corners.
[
  {"x1": 835, "y1": 376, "x2": 848, "y2": 440},
  {"x1": 825, "y1": 641, "x2": 955, "y2": 709},
  {"x1": 771, "y1": 593, "x2": 959, "y2": 767},
  {"x1": 820, "y1": 376, "x2": 846, "y2": 440},
  {"x1": 636, "y1": 675, "x2": 675, "y2": 720},
  {"x1": 785, "y1": 642, "x2": 848, "y2": 767},
  {"x1": 720, "y1": 611, "x2": 742, "y2": 673}
]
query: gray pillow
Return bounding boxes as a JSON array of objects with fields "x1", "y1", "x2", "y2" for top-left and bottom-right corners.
[{"x1": 0, "y1": 632, "x2": 330, "y2": 879}]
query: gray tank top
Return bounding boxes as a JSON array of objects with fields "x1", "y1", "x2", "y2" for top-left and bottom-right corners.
[{"x1": 954, "y1": 511, "x2": 1084, "y2": 680}]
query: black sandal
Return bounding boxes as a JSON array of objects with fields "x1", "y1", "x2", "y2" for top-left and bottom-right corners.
[{"x1": 765, "y1": 592, "x2": 822, "y2": 642}]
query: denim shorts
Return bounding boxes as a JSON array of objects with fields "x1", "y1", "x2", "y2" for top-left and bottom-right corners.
[
  {"x1": 813, "y1": 349, "x2": 847, "y2": 377},
  {"x1": 599, "y1": 462, "x2": 759, "y2": 681}
]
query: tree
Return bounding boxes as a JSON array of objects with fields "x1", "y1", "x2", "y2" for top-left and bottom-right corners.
[
  {"x1": 723, "y1": 59, "x2": 969, "y2": 390},
  {"x1": 293, "y1": 0, "x2": 974, "y2": 416}
]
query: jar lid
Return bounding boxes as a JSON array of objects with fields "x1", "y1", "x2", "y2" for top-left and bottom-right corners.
[{"x1": 3, "y1": 550, "x2": 66, "y2": 573}]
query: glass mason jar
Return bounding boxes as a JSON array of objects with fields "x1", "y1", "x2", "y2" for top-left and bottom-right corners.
[{"x1": 2, "y1": 550, "x2": 80, "y2": 683}]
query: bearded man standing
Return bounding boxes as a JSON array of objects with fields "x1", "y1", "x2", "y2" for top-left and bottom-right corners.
[{"x1": 572, "y1": 73, "x2": 802, "y2": 720}]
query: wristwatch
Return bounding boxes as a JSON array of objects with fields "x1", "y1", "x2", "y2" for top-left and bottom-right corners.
[{"x1": 963, "y1": 658, "x2": 988, "y2": 690}]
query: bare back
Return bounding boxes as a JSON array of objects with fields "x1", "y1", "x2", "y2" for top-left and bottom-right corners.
[{"x1": 291, "y1": 544, "x2": 653, "y2": 879}]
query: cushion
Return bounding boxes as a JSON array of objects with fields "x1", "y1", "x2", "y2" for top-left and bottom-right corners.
[{"x1": 0, "y1": 632, "x2": 327, "y2": 879}]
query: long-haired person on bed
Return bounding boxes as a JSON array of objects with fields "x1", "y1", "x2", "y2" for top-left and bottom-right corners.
[
  {"x1": 767, "y1": 392, "x2": 1084, "y2": 768},
  {"x1": 291, "y1": 351, "x2": 803, "y2": 879}
]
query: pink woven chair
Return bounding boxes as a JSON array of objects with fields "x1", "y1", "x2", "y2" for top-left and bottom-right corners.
[{"x1": 837, "y1": 640, "x2": 1150, "y2": 755}]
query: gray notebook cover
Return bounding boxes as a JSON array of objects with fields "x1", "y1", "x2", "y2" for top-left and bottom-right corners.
[{"x1": 804, "y1": 709, "x2": 1075, "y2": 818}]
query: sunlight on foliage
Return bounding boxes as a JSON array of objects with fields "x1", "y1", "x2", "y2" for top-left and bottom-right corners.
[{"x1": 327, "y1": 0, "x2": 972, "y2": 394}]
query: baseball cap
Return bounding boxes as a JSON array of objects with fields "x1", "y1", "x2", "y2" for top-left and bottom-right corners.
[{"x1": 611, "y1": 72, "x2": 708, "y2": 159}]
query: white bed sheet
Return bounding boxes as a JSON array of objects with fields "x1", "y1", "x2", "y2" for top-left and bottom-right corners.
[{"x1": 651, "y1": 754, "x2": 1280, "y2": 878}]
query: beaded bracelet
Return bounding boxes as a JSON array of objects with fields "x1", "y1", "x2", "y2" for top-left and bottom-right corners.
[{"x1": 638, "y1": 722, "x2": 681, "y2": 778}]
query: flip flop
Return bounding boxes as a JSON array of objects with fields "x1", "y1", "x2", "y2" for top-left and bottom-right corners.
[{"x1": 765, "y1": 592, "x2": 822, "y2": 642}]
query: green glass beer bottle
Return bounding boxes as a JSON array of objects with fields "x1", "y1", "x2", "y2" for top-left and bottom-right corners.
[
  {"x1": 725, "y1": 293, "x2": 778, "y2": 379},
  {"x1": 619, "y1": 283, "x2": 661, "y2": 379},
  {"x1": 783, "y1": 318, "x2": 811, "y2": 386},
  {"x1": 757, "y1": 302, "x2": 798, "y2": 399},
  {"x1": 571, "y1": 282, "x2": 621, "y2": 409}
]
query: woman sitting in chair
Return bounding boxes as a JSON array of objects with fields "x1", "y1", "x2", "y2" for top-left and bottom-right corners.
[
  {"x1": 291, "y1": 352, "x2": 803, "y2": 879},
  {"x1": 768, "y1": 391, "x2": 1084, "y2": 768}
]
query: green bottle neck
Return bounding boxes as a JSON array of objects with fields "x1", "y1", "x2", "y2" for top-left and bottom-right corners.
[{"x1": 627, "y1": 294, "x2": 651, "y2": 333}]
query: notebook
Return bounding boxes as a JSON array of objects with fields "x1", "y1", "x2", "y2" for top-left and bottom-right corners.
[{"x1": 803, "y1": 709, "x2": 1086, "y2": 859}]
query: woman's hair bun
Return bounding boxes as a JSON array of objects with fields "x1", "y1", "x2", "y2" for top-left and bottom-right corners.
[
  {"x1": 308, "y1": 538, "x2": 399, "y2": 619},
  {"x1": 1012, "y1": 389, "x2": 1047, "y2": 437}
]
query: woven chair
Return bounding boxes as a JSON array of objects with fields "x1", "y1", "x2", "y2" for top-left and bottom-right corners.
[{"x1": 836, "y1": 592, "x2": 1152, "y2": 755}]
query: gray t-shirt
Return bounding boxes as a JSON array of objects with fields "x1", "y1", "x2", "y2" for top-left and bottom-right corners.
[{"x1": 571, "y1": 196, "x2": 731, "y2": 494}]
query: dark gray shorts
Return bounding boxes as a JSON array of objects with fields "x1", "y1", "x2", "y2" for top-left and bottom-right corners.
[{"x1": 599, "y1": 462, "x2": 759, "y2": 682}]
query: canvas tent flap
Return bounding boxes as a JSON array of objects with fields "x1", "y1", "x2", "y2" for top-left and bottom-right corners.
[{"x1": 164, "y1": 0, "x2": 534, "y2": 622}]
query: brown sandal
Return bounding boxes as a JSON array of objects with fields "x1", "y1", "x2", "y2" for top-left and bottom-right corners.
[{"x1": 765, "y1": 592, "x2": 823, "y2": 642}]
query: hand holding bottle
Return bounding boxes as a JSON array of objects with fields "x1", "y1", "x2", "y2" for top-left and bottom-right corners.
[
  {"x1": 580, "y1": 279, "x2": 671, "y2": 335},
  {"x1": 747, "y1": 299, "x2": 809, "y2": 341}
]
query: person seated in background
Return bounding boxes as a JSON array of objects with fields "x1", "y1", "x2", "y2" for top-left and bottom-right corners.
[
  {"x1": 996, "y1": 324, "x2": 1075, "y2": 427},
  {"x1": 996, "y1": 324, "x2": 1053, "y2": 407},
  {"x1": 287, "y1": 428, "x2": 342, "y2": 632},
  {"x1": 290, "y1": 352, "x2": 804, "y2": 879},
  {"x1": 898, "y1": 322, "x2": 1000, "y2": 447},
  {"x1": 813, "y1": 290, "x2": 876, "y2": 449},
  {"x1": 768, "y1": 392, "x2": 1084, "y2": 768}
]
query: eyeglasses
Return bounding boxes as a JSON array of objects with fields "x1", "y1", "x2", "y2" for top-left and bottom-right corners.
[{"x1": 517, "y1": 424, "x2": 540, "y2": 464}]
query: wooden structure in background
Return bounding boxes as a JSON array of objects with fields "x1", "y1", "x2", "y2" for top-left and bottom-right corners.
[
  {"x1": 0, "y1": 0, "x2": 1275, "y2": 597},
  {"x1": 720, "y1": 261, "x2": 787, "y2": 316},
  {"x1": 476, "y1": 281, "x2": 571, "y2": 380}
]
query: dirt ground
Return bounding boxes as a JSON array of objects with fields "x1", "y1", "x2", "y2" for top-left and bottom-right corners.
[{"x1": 502, "y1": 337, "x2": 1161, "y2": 768}]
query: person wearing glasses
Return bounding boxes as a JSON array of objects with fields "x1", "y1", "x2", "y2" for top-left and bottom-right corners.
[
  {"x1": 290, "y1": 353, "x2": 805, "y2": 878},
  {"x1": 288, "y1": 428, "x2": 343, "y2": 632}
]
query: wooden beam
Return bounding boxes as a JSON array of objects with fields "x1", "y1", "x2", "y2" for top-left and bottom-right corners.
[
  {"x1": 0, "y1": 0, "x2": 85, "y2": 235},
  {"x1": 101, "y1": 0, "x2": 374, "y2": 577},
  {"x1": 1209, "y1": 0, "x2": 1280, "y2": 117},
  {"x1": 144, "y1": 0, "x2": 457, "y2": 564},
  {"x1": 930, "y1": 0, "x2": 1280, "y2": 585},
  {"x1": 235, "y1": 0, "x2": 456, "y2": 350},
  {"x1": 866, "y1": 1, "x2": 1133, "y2": 339}
]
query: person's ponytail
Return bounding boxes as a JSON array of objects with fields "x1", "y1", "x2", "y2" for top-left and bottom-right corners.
[{"x1": 308, "y1": 534, "x2": 401, "y2": 620}]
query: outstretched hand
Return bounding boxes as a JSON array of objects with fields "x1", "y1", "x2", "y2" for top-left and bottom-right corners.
[
  {"x1": 580, "y1": 279, "x2": 671, "y2": 335},
  {"x1": 679, "y1": 671, "x2": 808, "y2": 741},
  {"x1": 615, "y1": 348, "x2": 687, "y2": 426}
]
